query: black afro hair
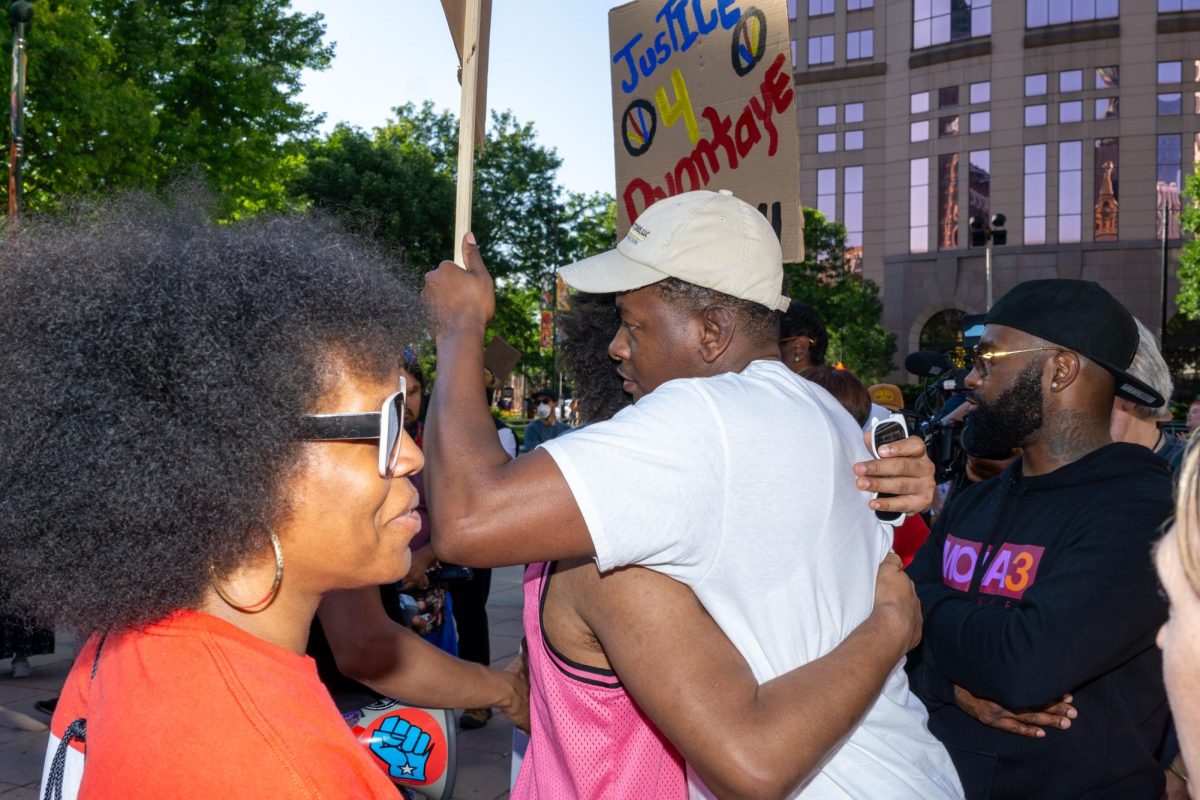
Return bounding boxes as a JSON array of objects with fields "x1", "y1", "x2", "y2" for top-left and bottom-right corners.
[
  {"x1": 555, "y1": 293, "x2": 631, "y2": 424},
  {"x1": 0, "y1": 187, "x2": 423, "y2": 635}
]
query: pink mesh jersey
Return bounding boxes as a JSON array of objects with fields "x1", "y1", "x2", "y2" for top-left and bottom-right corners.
[{"x1": 511, "y1": 561, "x2": 687, "y2": 800}]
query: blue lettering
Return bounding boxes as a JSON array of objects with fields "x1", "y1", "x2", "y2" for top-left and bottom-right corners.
[
  {"x1": 692, "y1": 0, "x2": 718, "y2": 35},
  {"x1": 613, "y1": 33, "x2": 643, "y2": 94},
  {"x1": 717, "y1": 0, "x2": 741, "y2": 28},
  {"x1": 638, "y1": 46, "x2": 658, "y2": 80},
  {"x1": 654, "y1": 31, "x2": 671, "y2": 66},
  {"x1": 612, "y1": 0, "x2": 743, "y2": 94}
]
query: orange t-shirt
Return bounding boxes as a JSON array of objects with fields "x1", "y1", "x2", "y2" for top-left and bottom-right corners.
[{"x1": 45, "y1": 610, "x2": 396, "y2": 799}]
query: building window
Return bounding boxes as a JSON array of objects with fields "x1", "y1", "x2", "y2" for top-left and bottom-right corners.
[
  {"x1": 1027, "y1": 0, "x2": 1119, "y2": 27},
  {"x1": 1025, "y1": 73, "x2": 1048, "y2": 96},
  {"x1": 939, "y1": 86, "x2": 959, "y2": 108},
  {"x1": 845, "y1": 130, "x2": 864, "y2": 150},
  {"x1": 1059, "y1": 141, "x2": 1082, "y2": 243},
  {"x1": 809, "y1": 0, "x2": 834, "y2": 16},
  {"x1": 968, "y1": 151, "x2": 990, "y2": 249},
  {"x1": 939, "y1": 115, "x2": 960, "y2": 136},
  {"x1": 1094, "y1": 137, "x2": 1119, "y2": 242},
  {"x1": 809, "y1": 35, "x2": 834, "y2": 65},
  {"x1": 1025, "y1": 104, "x2": 1047, "y2": 126},
  {"x1": 913, "y1": 0, "x2": 992, "y2": 50},
  {"x1": 911, "y1": 157, "x2": 930, "y2": 254},
  {"x1": 847, "y1": 29, "x2": 874, "y2": 60},
  {"x1": 817, "y1": 168, "x2": 837, "y2": 221},
  {"x1": 1159, "y1": 94, "x2": 1183, "y2": 115},
  {"x1": 818, "y1": 132, "x2": 837, "y2": 153},
  {"x1": 818, "y1": 105, "x2": 837, "y2": 126},
  {"x1": 1159, "y1": 0, "x2": 1200, "y2": 10},
  {"x1": 939, "y1": 153, "x2": 960, "y2": 250},
  {"x1": 788, "y1": 0, "x2": 798, "y2": 19},
  {"x1": 1059, "y1": 70, "x2": 1083, "y2": 93},
  {"x1": 845, "y1": 166, "x2": 864, "y2": 267},
  {"x1": 1095, "y1": 66, "x2": 1119, "y2": 88},
  {"x1": 970, "y1": 81, "x2": 991, "y2": 104},
  {"x1": 848, "y1": 0, "x2": 875, "y2": 9},
  {"x1": 1025, "y1": 144, "x2": 1047, "y2": 245},
  {"x1": 1159, "y1": 61, "x2": 1183, "y2": 84},
  {"x1": 1095, "y1": 97, "x2": 1119, "y2": 119},
  {"x1": 1158, "y1": 134, "x2": 1182, "y2": 238},
  {"x1": 845, "y1": 102, "x2": 864, "y2": 123},
  {"x1": 969, "y1": 111, "x2": 991, "y2": 133},
  {"x1": 1059, "y1": 101, "x2": 1083, "y2": 123},
  {"x1": 911, "y1": 120, "x2": 931, "y2": 142},
  {"x1": 911, "y1": 92, "x2": 930, "y2": 114}
]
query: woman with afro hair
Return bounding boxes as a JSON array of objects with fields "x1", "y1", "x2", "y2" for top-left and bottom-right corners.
[{"x1": 0, "y1": 189, "x2": 525, "y2": 798}]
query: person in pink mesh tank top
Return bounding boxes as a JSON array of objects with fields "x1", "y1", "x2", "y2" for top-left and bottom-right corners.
[{"x1": 512, "y1": 561, "x2": 687, "y2": 799}]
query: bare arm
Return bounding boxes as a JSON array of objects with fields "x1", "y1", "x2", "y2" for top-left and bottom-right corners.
[
  {"x1": 318, "y1": 587, "x2": 528, "y2": 729},
  {"x1": 422, "y1": 237, "x2": 593, "y2": 567},
  {"x1": 422, "y1": 235, "x2": 937, "y2": 565},
  {"x1": 580, "y1": 556, "x2": 920, "y2": 800}
]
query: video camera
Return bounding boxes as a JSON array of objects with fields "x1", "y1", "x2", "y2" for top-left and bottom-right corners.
[{"x1": 903, "y1": 314, "x2": 986, "y2": 483}]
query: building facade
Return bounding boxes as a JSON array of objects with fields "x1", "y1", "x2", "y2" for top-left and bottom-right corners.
[{"x1": 789, "y1": 0, "x2": 1200, "y2": 386}]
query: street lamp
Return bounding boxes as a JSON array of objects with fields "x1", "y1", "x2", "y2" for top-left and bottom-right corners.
[
  {"x1": 969, "y1": 212, "x2": 1007, "y2": 310},
  {"x1": 7, "y1": 0, "x2": 32, "y2": 230}
]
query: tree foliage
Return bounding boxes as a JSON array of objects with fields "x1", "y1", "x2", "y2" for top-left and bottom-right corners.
[
  {"x1": 784, "y1": 208, "x2": 896, "y2": 384},
  {"x1": 1176, "y1": 170, "x2": 1200, "y2": 319},
  {"x1": 3, "y1": 0, "x2": 330, "y2": 216},
  {"x1": 291, "y1": 101, "x2": 616, "y2": 382}
]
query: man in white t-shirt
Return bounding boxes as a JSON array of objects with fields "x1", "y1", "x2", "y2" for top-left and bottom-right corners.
[{"x1": 423, "y1": 190, "x2": 963, "y2": 798}]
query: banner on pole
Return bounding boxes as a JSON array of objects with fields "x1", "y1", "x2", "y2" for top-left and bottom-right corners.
[
  {"x1": 539, "y1": 310, "x2": 554, "y2": 350},
  {"x1": 607, "y1": 0, "x2": 803, "y2": 261}
]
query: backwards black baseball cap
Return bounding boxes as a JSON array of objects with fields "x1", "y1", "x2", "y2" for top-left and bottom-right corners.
[{"x1": 985, "y1": 279, "x2": 1163, "y2": 408}]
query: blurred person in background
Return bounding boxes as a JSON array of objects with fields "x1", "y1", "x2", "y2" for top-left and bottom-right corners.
[
  {"x1": 1110, "y1": 319, "x2": 1185, "y2": 474},
  {"x1": 778, "y1": 300, "x2": 829, "y2": 373},
  {"x1": 521, "y1": 388, "x2": 571, "y2": 454}
]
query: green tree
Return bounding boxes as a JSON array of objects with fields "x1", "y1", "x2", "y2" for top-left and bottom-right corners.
[
  {"x1": 1175, "y1": 170, "x2": 1200, "y2": 319},
  {"x1": 292, "y1": 123, "x2": 454, "y2": 274},
  {"x1": 292, "y1": 102, "x2": 616, "y2": 384},
  {"x1": 2, "y1": 0, "x2": 330, "y2": 216},
  {"x1": 784, "y1": 208, "x2": 896, "y2": 383}
]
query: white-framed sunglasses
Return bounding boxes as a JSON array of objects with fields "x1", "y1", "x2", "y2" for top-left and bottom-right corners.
[{"x1": 297, "y1": 376, "x2": 407, "y2": 477}]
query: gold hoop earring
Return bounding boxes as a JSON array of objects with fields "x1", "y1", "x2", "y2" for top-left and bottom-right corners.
[{"x1": 211, "y1": 528, "x2": 284, "y2": 613}]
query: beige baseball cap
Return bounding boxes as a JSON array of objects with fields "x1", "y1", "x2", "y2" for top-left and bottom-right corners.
[{"x1": 558, "y1": 190, "x2": 791, "y2": 312}]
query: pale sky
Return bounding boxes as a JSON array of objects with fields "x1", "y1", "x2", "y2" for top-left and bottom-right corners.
[{"x1": 288, "y1": 1, "x2": 628, "y2": 197}]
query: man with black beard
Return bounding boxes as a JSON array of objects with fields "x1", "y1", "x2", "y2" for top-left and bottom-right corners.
[{"x1": 905, "y1": 279, "x2": 1175, "y2": 799}]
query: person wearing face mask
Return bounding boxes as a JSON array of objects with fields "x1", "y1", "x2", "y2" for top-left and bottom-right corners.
[{"x1": 521, "y1": 389, "x2": 571, "y2": 454}]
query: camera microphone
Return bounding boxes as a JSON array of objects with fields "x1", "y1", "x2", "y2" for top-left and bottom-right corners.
[{"x1": 904, "y1": 350, "x2": 953, "y2": 378}]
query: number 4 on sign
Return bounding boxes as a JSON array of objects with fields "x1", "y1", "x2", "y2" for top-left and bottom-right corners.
[
  {"x1": 655, "y1": 68, "x2": 700, "y2": 145},
  {"x1": 441, "y1": 0, "x2": 493, "y2": 267}
]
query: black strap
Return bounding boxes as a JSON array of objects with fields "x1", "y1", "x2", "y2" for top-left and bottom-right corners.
[{"x1": 43, "y1": 635, "x2": 106, "y2": 800}]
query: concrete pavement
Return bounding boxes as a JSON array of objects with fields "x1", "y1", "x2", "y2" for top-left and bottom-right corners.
[{"x1": 0, "y1": 564, "x2": 526, "y2": 800}]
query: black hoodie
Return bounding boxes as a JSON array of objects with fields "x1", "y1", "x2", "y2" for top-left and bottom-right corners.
[{"x1": 906, "y1": 443, "x2": 1172, "y2": 800}]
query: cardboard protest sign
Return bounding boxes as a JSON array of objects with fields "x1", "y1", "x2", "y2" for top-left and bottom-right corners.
[{"x1": 608, "y1": 0, "x2": 803, "y2": 261}]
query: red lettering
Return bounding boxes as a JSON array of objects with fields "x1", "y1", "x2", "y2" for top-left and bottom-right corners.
[{"x1": 622, "y1": 177, "x2": 667, "y2": 224}]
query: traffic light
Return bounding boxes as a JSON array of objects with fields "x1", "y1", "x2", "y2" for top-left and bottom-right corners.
[
  {"x1": 969, "y1": 215, "x2": 987, "y2": 247},
  {"x1": 990, "y1": 213, "x2": 1007, "y2": 246}
]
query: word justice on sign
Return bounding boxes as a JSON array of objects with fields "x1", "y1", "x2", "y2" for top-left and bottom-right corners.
[
  {"x1": 612, "y1": 0, "x2": 744, "y2": 94},
  {"x1": 621, "y1": 52, "x2": 794, "y2": 225}
]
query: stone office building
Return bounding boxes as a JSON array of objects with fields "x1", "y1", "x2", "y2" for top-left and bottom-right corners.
[{"x1": 789, "y1": 0, "x2": 1200, "y2": 390}]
